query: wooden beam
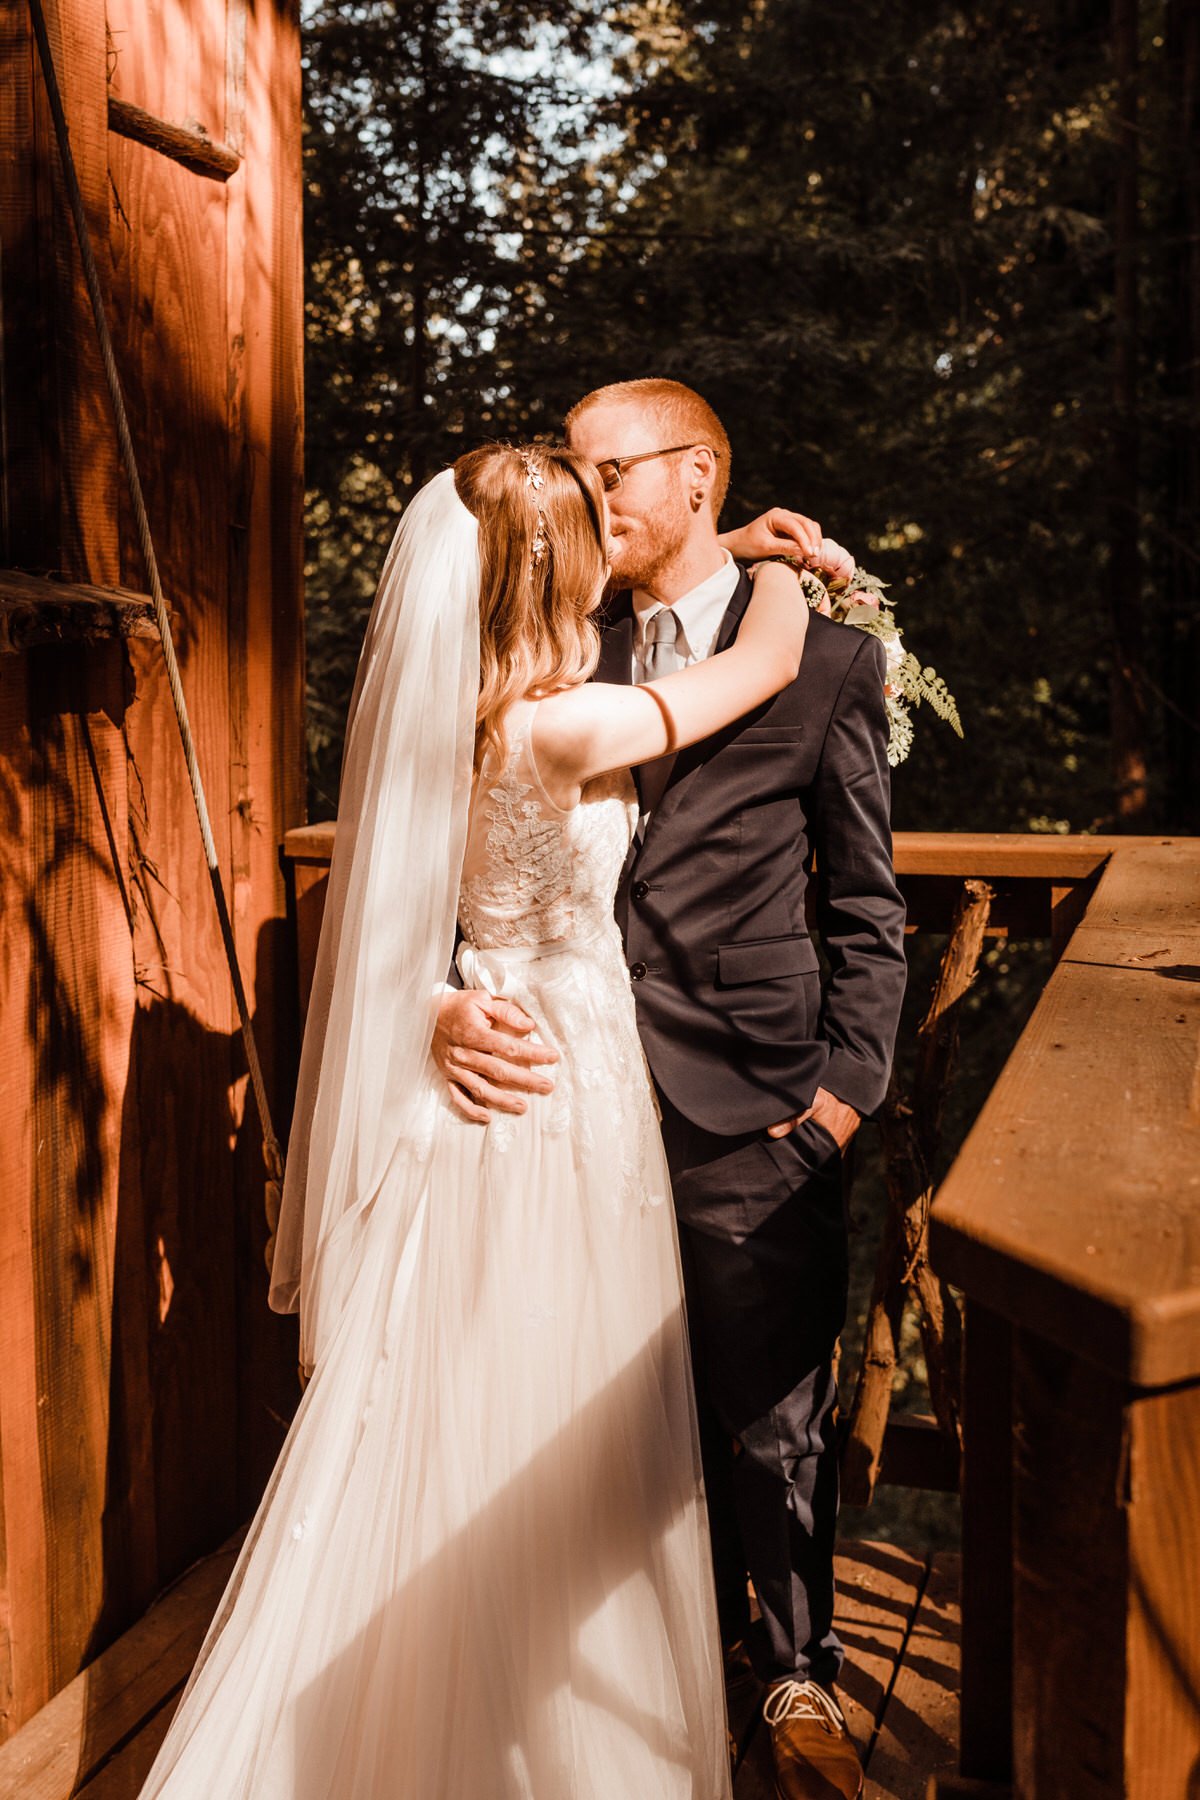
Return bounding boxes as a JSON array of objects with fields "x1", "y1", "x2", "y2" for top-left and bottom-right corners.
[
  {"x1": 890, "y1": 832, "x2": 1174, "y2": 880},
  {"x1": 0, "y1": 568, "x2": 160, "y2": 650},
  {"x1": 876, "y1": 1414, "x2": 961, "y2": 1493},
  {"x1": 281, "y1": 825, "x2": 1182, "y2": 886},
  {"x1": 107, "y1": 96, "x2": 240, "y2": 181}
]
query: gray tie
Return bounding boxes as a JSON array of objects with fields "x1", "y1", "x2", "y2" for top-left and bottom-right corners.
[
  {"x1": 641, "y1": 607, "x2": 682, "y2": 682},
  {"x1": 637, "y1": 608, "x2": 682, "y2": 824}
]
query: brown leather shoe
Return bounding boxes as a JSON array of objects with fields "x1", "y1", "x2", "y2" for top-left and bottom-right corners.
[{"x1": 763, "y1": 1679, "x2": 864, "y2": 1800}]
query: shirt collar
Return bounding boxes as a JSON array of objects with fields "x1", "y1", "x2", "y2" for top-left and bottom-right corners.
[{"x1": 632, "y1": 551, "x2": 740, "y2": 661}]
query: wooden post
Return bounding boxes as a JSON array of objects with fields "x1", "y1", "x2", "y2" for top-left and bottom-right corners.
[
  {"x1": 958, "y1": 1303, "x2": 1013, "y2": 1786},
  {"x1": 1011, "y1": 1340, "x2": 1200, "y2": 1797}
]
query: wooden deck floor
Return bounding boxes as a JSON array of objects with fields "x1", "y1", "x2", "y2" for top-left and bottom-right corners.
[{"x1": 0, "y1": 1537, "x2": 960, "y2": 1798}]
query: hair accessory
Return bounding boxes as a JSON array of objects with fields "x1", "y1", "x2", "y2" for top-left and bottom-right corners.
[{"x1": 516, "y1": 446, "x2": 549, "y2": 566}]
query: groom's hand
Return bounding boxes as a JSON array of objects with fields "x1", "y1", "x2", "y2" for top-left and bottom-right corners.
[
  {"x1": 767, "y1": 1086, "x2": 860, "y2": 1151},
  {"x1": 432, "y1": 988, "x2": 559, "y2": 1125}
]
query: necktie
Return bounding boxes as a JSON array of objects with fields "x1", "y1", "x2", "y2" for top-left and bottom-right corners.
[
  {"x1": 637, "y1": 608, "x2": 682, "y2": 824},
  {"x1": 641, "y1": 607, "x2": 682, "y2": 682}
]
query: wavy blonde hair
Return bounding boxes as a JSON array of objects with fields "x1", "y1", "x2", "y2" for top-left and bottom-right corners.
[{"x1": 454, "y1": 443, "x2": 608, "y2": 770}]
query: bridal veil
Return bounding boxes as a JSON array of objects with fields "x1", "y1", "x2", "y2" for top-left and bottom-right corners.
[{"x1": 268, "y1": 467, "x2": 480, "y2": 1372}]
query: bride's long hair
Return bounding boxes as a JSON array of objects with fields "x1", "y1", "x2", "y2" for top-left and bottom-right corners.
[{"x1": 454, "y1": 443, "x2": 608, "y2": 770}]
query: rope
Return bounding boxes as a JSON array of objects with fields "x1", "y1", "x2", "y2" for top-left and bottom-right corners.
[{"x1": 30, "y1": 0, "x2": 286, "y2": 1230}]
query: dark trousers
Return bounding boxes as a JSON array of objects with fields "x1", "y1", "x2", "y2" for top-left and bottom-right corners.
[{"x1": 657, "y1": 1088, "x2": 849, "y2": 1689}]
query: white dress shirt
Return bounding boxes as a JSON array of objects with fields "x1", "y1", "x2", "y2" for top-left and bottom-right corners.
[{"x1": 631, "y1": 551, "x2": 741, "y2": 680}]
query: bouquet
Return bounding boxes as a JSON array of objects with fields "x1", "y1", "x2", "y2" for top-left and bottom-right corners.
[{"x1": 797, "y1": 539, "x2": 962, "y2": 766}]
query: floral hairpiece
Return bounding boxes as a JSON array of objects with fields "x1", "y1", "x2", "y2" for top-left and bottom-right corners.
[{"x1": 516, "y1": 446, "x2": 548, "y2": 566}]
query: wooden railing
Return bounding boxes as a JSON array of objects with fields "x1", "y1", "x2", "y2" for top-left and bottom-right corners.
[
  {"x1": 279, "y1": 826, "x2": 1200, "y2": 1798},
  {"x1": 922, "y1": 836, "x2": 1200, "y2": 1800}
]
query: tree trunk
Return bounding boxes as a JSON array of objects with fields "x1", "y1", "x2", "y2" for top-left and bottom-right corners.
[
  {"x1": 1164, "y1": 0, "x2": 1200, "y2": 833},
  {"x1": 841, "y1": 880, "x2": 992, "y2": 1506},
  {"x1": 1110, "y1": 0, "x2": 1149, "y2": 826}
]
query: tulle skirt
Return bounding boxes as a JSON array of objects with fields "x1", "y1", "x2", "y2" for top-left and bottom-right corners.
[{"x1": 139, "y1": 939, "x2": 731, "y2": 1798}]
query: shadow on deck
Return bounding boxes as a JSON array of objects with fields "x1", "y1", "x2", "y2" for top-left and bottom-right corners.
[{"x1": 0, "y1": 1532, "x2": 961, "y2": 1798}]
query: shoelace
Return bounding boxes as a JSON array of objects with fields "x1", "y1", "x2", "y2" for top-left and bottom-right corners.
[{"x1": 762, "y1": 1679, "x2": 846, "y2": 1736}]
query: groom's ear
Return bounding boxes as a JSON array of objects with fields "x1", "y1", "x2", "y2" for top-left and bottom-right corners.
[{"x1": 688, "y1": 444, "x2": 718, "y2": 512}]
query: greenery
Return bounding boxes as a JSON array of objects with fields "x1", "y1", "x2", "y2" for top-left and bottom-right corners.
[{"x1": 300, "y1": 0, "x2": 1199, "y2": 1546}]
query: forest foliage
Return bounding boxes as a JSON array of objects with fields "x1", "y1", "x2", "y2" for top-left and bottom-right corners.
[{"x1": 302, "y1": 0, "x2": 1199, "y2": 835}]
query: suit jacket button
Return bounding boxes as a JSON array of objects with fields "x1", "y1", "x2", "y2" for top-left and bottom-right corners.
[
  {"x1": 629, "y1": 961, "x2": 647, "y2": 981},
  {"x1": 632, "y1": 880, "x2": 649, "y2": 902}
]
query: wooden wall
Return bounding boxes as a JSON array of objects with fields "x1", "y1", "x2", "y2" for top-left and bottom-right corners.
[{"x1": 0, "y1": 0, "x2": 304, "y2": 1741}]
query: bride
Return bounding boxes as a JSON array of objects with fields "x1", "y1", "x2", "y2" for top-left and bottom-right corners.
[{"x1": 139, "y1": 443, "x2": 809, "y2": 1799}]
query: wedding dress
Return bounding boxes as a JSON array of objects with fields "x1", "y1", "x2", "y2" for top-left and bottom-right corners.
[{"x1": 139, "y1": 696, "x2": 732, "y2": 1798}]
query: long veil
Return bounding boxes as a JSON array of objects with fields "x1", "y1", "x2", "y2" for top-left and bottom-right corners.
[{"x1": 269, "y1": 467, "x2": 480, "y2": 1373}]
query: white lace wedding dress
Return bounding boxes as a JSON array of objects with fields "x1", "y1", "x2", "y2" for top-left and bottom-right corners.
[{"x1": 140, "y1": 700, "x2": 732, "y2": 1799}]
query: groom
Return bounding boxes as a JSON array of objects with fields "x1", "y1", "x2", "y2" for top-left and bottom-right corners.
[{"x1": 434, "y1": 379, "x2": 906, "y2": 1799}]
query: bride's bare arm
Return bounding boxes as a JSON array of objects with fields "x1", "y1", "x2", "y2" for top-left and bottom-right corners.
[
  {"x1": 719, "y1": 507, "x2": 823, "y2": 563},
  {"x1": 536, "y1": 562, "x2": 808, "y2": 798}
]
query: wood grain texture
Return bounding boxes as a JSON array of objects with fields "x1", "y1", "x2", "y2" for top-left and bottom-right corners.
[
  {"x1": 0, "y1": 0, "x2": 304, "y2": 1744},
  {"x1": 1009, "y1": 1342, "x2": 1200, "y2": 1798},
  {"x1": 106, "y1": 0, "x2": 242, "y2": 1595},
  {"x1": 930, "y1": 841, "x2": 1200, "y2": 1386},
  {"x1": 0, "y1": 660, "x2": 45, "y2": 1737},
  {"x1": 42, "y1": 0, "x2": 120, "y2": 587},
  {"x1": 1125, "y1": 1380, "x2": 1200, "y2": 1796},
  {"x1": 0, "y1": 1, "x2": 52, "y2": 566},
  {"x1": 0, "y1": 648, "x2": 146, "y2": 1736},
  {"x1": 0, "y1": 1534, "x2": 240, "y2": 1797},
  {"x1": 866, "y1": 1553, "x2": 960, "y2": 1800},
  {"x1": 1010, "y1": 1333, "x2": 1132, "y2": 1800},
  {"x1": 227, "y1": 0, "x2": 305, "y2": 1509}
]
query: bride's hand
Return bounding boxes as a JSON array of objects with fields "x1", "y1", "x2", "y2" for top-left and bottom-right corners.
[{"x1": 719, "y1": 507, "x2": 823, "y2": 565}]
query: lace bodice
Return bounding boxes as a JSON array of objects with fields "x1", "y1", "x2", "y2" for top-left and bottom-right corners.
[{"x1": 459, "y1": 701, "x2": 637, "y2": 954}]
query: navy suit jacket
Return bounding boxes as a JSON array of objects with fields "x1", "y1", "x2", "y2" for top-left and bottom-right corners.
[{"x1": 599, "y1": 568, "x2": 907, "y2": 1134}]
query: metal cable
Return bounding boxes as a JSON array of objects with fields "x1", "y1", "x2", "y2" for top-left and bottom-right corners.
[{"x1": 29, "y1": 0, "x2": 286, "y2": 1203}]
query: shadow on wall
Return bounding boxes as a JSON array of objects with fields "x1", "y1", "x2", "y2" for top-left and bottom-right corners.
[{"x1": 2, "y1": 637, "x2": 300, "y2": 1734}]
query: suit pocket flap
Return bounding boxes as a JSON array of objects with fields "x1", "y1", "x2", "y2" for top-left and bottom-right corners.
[
  {"x1": 730, "y1": 724, "x2": 803, "y2": 744},
  {"x1": 716, "y1": 934, "x2": 820, "y2": 985}
]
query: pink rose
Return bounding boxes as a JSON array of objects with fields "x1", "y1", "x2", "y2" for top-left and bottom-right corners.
[
  {"x1": 815, "y1": 537, "x2": 856, "y2": 590},
  {"x1": 844, "y1": 588, "x2": 880, "y2": 612}
]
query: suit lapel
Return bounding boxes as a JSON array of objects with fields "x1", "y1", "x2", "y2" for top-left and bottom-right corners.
[
  {"x1": 595, "y1": 590, "x2": 635, "y2": 687},
  {"x1": 713, "y1": 566, "x2": 753, "y2": 653},
  {"x1": 644, "y1": 567, "x2": 754, "y2": 835},
  {"x1": 596, "y1": 590, "x2": 645, "y2": 811},
  {"x1": 600, "y1": 570, "x2": 754, "y2": 846}
]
